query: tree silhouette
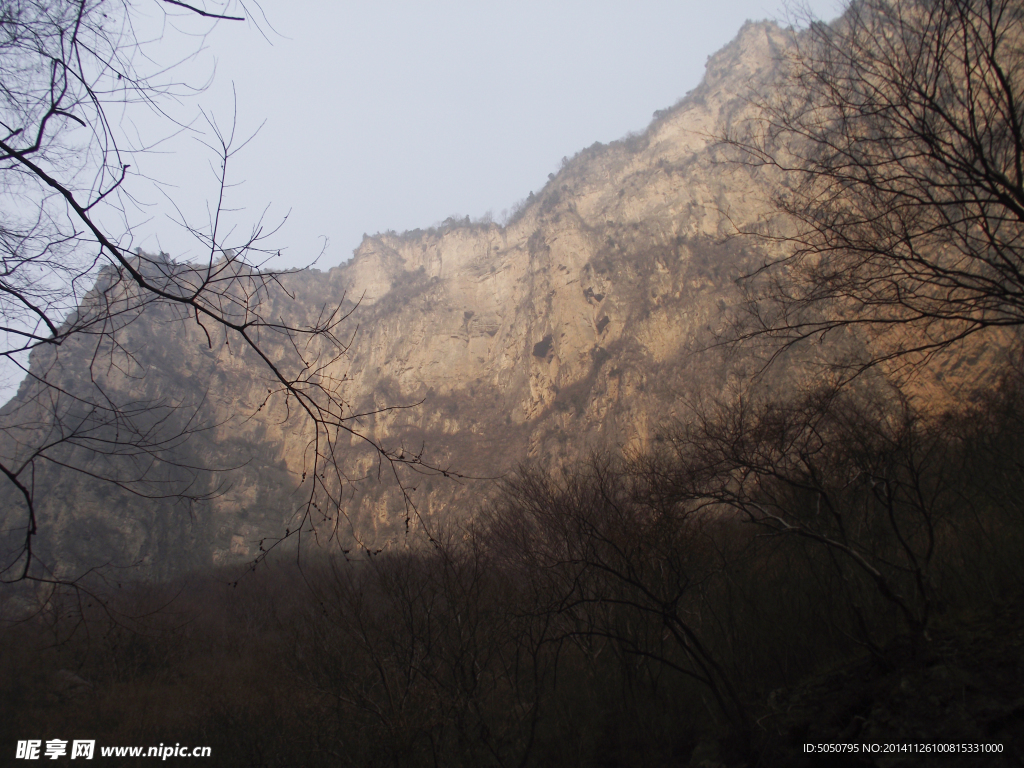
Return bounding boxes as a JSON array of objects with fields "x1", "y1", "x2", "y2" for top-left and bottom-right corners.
[
  {"x1": 728, "y1": 0, "x2": 1024, "y2": 370},
  {"x1": 0, "y1": 1, "x2": 442, "y2": 588}
]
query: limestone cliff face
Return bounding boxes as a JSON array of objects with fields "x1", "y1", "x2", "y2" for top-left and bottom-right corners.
[{"x1": 1, "y1": 22, "x2": 799, "y2": 578}]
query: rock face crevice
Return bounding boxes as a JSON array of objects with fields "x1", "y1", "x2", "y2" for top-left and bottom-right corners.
[{"x1": 1, "y1": 21, "x2": 798, "y2": 578}]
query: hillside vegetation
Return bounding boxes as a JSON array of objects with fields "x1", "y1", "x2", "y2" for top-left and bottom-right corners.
[{"x1": 3, "y1": 364, "x2": 1023, "y2": 766}]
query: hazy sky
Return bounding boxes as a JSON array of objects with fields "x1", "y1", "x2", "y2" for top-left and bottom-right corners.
[{"x1": 125, "y1": 0, "x2": 843, "y2": 271}]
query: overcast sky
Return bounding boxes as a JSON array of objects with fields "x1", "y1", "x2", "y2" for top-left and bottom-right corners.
[{"x1": 124, "y1": 0, "x2": 843, "y2": 271}]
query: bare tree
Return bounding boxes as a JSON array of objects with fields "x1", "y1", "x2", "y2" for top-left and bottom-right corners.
[
  {"x1": 639, "y1": 378, "x2": 971, "y2": 660},
  {"x1": 481, "y1": 457, "x2": 753, "y2": 751},
  {"x1": 727, "y1": 0, "x2": 1024, "y2": 369},
  {"x1": 0, "y1": 1, "x2": 442, "y2": 588},
  {"x1": 295, "y1": 539, "x2": 556, "y2": 768}
]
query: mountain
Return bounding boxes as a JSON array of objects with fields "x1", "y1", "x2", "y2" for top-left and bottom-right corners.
[{"x1": 0, "y1": 21, "x2": 841, "y2": 579}]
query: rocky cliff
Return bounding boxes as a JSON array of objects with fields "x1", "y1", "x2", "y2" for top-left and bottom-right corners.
[{"x1": 1, "y1": 22, "x2": 821, "y2": 579}]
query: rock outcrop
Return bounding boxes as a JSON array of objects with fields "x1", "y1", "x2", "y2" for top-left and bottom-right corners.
[{"x1": 1, "y1": 22, "x2": 826, "y2": 578}]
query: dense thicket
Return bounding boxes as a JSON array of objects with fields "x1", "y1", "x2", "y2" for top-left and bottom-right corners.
[{"x1": 4, "y1": 363, "x2": 1023, "y2": 767}]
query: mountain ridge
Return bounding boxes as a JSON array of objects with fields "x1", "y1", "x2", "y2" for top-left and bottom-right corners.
[{"x1": 2, "y1": 20, "x2": 812, "y2": 579}]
